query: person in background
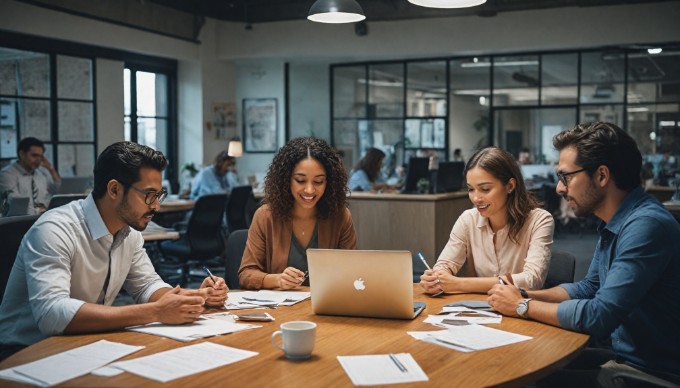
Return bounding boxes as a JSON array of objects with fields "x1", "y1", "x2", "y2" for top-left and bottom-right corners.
[
  {"x1": 239, "y1": 137, "x2": 357, "y2": 290},
  {"x1": 0, "y1": 142, "x2": 228, "y2": 360},
  {"x1": 348, "y1": 147, "x2": 397, "y2": 192},
  {"x1": 452, "y1": 148, "x2": 465, "y2": 162},
  {"x1": 189, "y1": 150, "x2": 239, "y2": 200},
  {"x1": 488, "y1": 122, "x2": 680, "y2": 387},
  {"x1": 0, "y1": 137, "x2": 61, "y2": 214},
  {"x1": 421, "y1": 146, "x2": 554, "y2": 294},
  {"x1": 518, "y1": 147, "x2": 532, "y2": 165}
]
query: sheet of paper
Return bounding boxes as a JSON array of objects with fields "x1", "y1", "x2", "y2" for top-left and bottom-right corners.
[
  {"x1": 110, "y1": 342, "x2": 258, "y2": 383},
  {"x1": 431, "y1": 324, "x2": 531, "y2": 351},
  {"x1": 426, "y1": 308, "x2": 502, "y2": 326},
  {"x1": 0, "y1": 340, "x2": 143, "y2": 387},
  {"x1": 408, "y1": 330, "x2": 475, "y2": 352},
  {"x1": 225, "y1": 290, "x2": 310, "y2": 309},
  {"x1": 337, "y1": 353, "x2": 428, "y2": 386},
  {"x1": 126, "y1": 318, "x2": 259, "y2": 342}
]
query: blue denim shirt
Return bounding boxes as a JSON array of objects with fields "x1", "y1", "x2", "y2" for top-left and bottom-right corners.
[
  {"x1": 557, "y1": 187, "x2": 680, "y2": 374},
  {"x1": 190, "y1": 166, "x2": 238, "y2": 200}
]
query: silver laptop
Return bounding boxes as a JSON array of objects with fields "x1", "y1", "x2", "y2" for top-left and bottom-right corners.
[
  {"x1": 307, "y1": 249, "x2": 425, "y2": 320},
  {"x1": 4, "y1": 197, "x2": 30, "y2": 216},
  {"x1": 57, "y1": 176, "x2": 93, "y2": 194}
]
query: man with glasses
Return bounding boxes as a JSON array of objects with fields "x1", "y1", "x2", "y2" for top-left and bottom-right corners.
[
  {"x1": 489, "y1": 122, "x2": 680, "y2": 386},
  {"x1": 0, "y1": 142, "x2": 228, "y2": 360}
]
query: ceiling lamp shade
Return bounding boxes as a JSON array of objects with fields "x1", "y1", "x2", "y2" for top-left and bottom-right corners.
[
  {"x1": 228, "y1": 140, "x2": 243, "y2": 157},
  {"x1": 408, "y1": 0, "x2": 486, "y2": 8},
  {"x1": 308, "y1": 0, "x2": 366, "y2": 24}
]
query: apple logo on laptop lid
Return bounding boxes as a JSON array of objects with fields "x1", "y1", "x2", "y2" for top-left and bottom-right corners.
[{"x1": 353, "y1": 277, "x2": 366, "y2": 291}]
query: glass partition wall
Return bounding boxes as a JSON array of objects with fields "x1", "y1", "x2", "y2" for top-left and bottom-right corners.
[{"x1": 331, "y1": 44, "x2": 680, "y2": 185}]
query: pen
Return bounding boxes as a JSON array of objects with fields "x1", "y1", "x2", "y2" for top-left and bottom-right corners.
[
  {"x1": 389, "y1": 353, "x2": 408, "y2": 373},
  {"x1": 497, "y1": 275, "x2": 506, "y2": 285},
  {"x1": 203, "y1": 266, "x2": 217, "y2": 286},
  {"x1": 419, "y1": 252, "x2": 445, "y2": 297}
]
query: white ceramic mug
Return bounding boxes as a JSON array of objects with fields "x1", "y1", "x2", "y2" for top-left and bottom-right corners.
[{"x1": 271, "y1": 321, "x2": 317, "y2": 360}]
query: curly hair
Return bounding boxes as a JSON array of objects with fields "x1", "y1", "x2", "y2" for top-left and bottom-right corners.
[
  {"x1": 465, "y1": 147, "x2": 540, "y2": 244},
  {"x1": 553, "y1": 121, "x2": 642, "y2": 191},
  {"x1": 353, "y1": 147, "x2": 385, "y2": 182},
  {"x1": 263, "y1": 137, "x2": 348, "y2": 221}
]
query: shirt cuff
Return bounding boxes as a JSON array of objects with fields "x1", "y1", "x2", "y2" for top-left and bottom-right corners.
[
  {"x1": 138, "y1": 281, "x2": 172, "y2": 304},
  {"x1": 557, "y1": 298, "x2": 585, "y2": 331},
  {"x1": 41, "y1": 299, "x2": 86, "y2": 336}
]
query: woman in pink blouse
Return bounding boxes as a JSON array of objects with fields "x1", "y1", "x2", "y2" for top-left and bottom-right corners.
[{"x1": 421, "y1": 147, "x2": 554, "y2": 294}]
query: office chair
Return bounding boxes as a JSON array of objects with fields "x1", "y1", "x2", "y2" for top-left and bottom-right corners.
[
  {"x1": 225, "y1": 185, "x2": 253, "y2": 233},
  {"x1": 47, "y1": 194, "x2": 87, "y2": 210},
  {"x1": 0, "y1": 215, "x2": 40, "y2": 301},
  {"x1": 158, "y1": 193, "x2": 228, "y2": 286},
  {"x1": 224, "y1": 229, "x2": 248, "y2": 289},
  {"x1": 544, "y1": 250, "x2": 576, "y2": 289},
  {"x1": 610, "y1": 369, "x2": 680, "y2": 388}
]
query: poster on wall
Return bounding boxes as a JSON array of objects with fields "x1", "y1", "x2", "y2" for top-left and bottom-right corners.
[
  {"x1": 243, "y1": 98, "x2": 278, "y2": 153},
  {"x1": 211, "y1": 102, "x2": 237, "y2": 140}
]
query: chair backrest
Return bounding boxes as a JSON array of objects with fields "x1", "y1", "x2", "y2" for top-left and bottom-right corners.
[
  {"x1": 186, "y1": 193, "x2": 229, "y2": 258},
  {"x1": 545, "y1": 250, "x2": 576, "y2": 289},
  {"x1": 0, "y1": 214, "x2": 40, "y2": 301},
  {"x1": 224, "y1": 229, "x2": 248, "y2": 289},
  {"x1": 48, "y1": 194, "x2": 87, "y2": 210},
  {"x1": 226, "y1": 185, "x2": 253, "y2": 233}
]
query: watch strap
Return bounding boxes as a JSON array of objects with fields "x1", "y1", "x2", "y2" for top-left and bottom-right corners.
[{"x1": 519, "y1": 288, "x2": 529, "y2": 298}]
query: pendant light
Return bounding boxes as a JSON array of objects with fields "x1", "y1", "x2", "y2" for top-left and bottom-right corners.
[
  {"x1": 408, "y1": 0, "x2": 486, "y2": 8},
  {"x1": 308, "y1": 0, "x2": 366, "y2": 24}
]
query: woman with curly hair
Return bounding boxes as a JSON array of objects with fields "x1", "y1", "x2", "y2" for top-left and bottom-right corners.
[
  {"x1": 421, "y1": 147, "x2": 554, "y2": 294},
  {"x1": 238, "y1": 137, "x2": 357, "y2": 290}
]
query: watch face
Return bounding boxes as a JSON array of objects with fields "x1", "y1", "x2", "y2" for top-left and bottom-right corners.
[{"x1": 516, "y1": 301, "x2": 528, "y2": 315}]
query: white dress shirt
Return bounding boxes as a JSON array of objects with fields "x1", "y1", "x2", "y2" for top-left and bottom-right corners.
[
  {"x1": 434, "y1": 207, "x2": 554, "y2": 290},
  {"x1": 0, "y1": 162, "x2": 60, "y2": 214},
  {"x1": 0, "y1": 194, "x2": 170, "y2": 346}
]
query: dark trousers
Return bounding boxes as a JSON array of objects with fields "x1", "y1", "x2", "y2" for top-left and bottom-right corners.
[{"x1": 0, "y1": 344, "x2": 27, "y2": 361}]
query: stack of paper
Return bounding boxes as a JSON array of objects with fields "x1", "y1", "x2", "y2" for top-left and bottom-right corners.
[
  {"x1": 424, "y1": 307, "x2": 502, "y2": 327},
  {"x1": 337, "y1": 353, "x2": 428, "y2": 386},
  {"x1": 0, "y1": 340, "x2": 144, "y2": 386},
  {"x1": 126, "y1": 317, "x2": 259, "y2": 342},
  {"x1": 408, "y1": 324, "x2": 532, "y2": 352},
  {"x1": 109, "y1": 342, "x2": 258, "y2": 383},
  {"x1": 225, "y1": 290, "x2": 310, "y2": 310}
]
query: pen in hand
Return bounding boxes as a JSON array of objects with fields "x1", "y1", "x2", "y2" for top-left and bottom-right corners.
[
  {"x1": 418, "y1": 252, "x2": 445, "y2": 297},
  {"x1": 203, "y1": 266, "x2": 217, "y2": 287},
  {"x1": 497, "y1": 275, "x2": 506, "y2": 285}
]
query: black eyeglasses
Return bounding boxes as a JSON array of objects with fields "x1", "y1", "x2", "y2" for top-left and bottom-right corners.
[
  {"x1": 122, "y1": 183, "x2": 168, "y2": 205},
  {"x1": 556, "y1": 168, "x2": 587, "y2": 187}
]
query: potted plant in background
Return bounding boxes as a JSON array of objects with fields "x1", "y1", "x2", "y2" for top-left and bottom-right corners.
[
  {"x1": 417, "y1": 178, "x2": 430, "y2": 194},
  {"x1": 179, "y1": 162, "x2": 198, "y2": 199}
]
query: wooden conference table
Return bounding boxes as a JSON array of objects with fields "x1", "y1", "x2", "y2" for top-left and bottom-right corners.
[{"x1": 0, "y1": 287, "x2": 588, "y2": 387}]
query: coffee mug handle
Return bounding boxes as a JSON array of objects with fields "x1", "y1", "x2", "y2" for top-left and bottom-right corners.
[{"x1": 271, "y1": 330, "x2": 284, "y2": 351}]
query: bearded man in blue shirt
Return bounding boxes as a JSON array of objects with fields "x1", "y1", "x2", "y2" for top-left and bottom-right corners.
[{"x1": 488, "y1": 121, "x2": 680, "y2": 387}]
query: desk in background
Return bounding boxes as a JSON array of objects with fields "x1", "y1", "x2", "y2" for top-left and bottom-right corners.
[
  {"x1": 0, "y1": 287, "x2": 588, "y2": 387},
  {"x1": 646, "y1": 185, "x2": 676, "y2": 203},
  {"x1": 154, "y1": 199, "x2": 196, "y2": 228},
  {"x1": 348, "y1": 191, "x2": 470, "y2": 264}
]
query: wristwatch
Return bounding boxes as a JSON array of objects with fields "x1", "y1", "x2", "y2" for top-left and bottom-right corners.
[
  {"x1": 519, "y1": 287, "x2": 529, "y2": 298},
  {"x1": 516, "y1": 298, "x2": 532, "y2": 318}
]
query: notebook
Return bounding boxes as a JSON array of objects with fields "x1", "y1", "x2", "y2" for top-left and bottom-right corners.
[
  {"x1": 4, "y1": 196, "x2": 30, "y2": 217},
  {"x1": 307, "y1": 249, "x2": 425, "y2": 320}
]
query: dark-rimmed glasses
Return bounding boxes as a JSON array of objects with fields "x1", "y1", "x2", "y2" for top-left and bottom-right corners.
[
  {"x1": 124, "y1": 183, "x2": 168, "y2": 205},
  {"x1": 556, "y1": 168, "x2": 587, "y2": 187}
]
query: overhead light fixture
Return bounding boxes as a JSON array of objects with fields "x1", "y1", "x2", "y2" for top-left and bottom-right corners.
[
  {"x1": 408, "y1": 0, "x2": 486, "y2": 9},
  {"x1": 308, "y1": 0, "x2": 366, "y2": 24},
  {"x1": 461, "y1": 60, "x2": 538, "y2": 68},
  {"x1": 647, "y1": 48, "x2": 663, "y2": 55},
  {"x1": 228, "y1": 140, "x2": 243, "y2": 157}
]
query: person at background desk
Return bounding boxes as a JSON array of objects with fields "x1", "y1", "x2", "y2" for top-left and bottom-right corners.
[
  {"x1": 348, "y1": 147, "x2": 398, "y2": 193},
  {"x1": 420, "y1": 147, "x2": 553, "y2": 294},
  {"x1": 0, "y1": 142, "x2": 227, "y2": 360},
  {"x1": 189, "y1": 150, "x2": 239, "y2": 200},
  {"x1": 239, "y1": 137, "x2": 357, "y2": 290},
  {"x1": 0, "y1": 137, "x2": 61, "y2": 214},
  {"x1": 489, "y1": 122, "x2": 680, "y2": 387}
]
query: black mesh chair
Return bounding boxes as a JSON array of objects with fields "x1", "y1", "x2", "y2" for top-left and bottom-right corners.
[
  {"x1": 0, "y1": 215, "x2": 40, "y2": 301},
  {"x1": 544, "y1": 250, "x2": 576, "y2": 289},
  {"x1": 47, "y1": 194, "x2": 87, "y2": 210},
  {"x1": 224, "y1": 229, "x2": 248, "y2": 289},
  {"x1": 225, "y1": 185, "x2": 253, "y2": 233},
  {"x1": 158, "y1": 193, "x2": 228, "y2": 286}
]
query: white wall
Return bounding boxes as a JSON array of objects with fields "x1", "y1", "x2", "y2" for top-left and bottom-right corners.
[{"x1": 289, "y1": 63, "x2": 331, "y2": 140}]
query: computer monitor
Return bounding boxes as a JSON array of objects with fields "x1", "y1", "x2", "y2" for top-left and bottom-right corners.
[
  {"x1": 57, "y1": 176, "x2": 93, "y2": 194},
  {"x1": 436, "y1": 161, "x2": 465, "y2": 193},
  {"x1": 401, "y1": 157, "x2": 430, "y2": 193}
]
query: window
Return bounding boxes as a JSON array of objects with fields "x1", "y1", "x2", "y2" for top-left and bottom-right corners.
[{"x1": 0, "y1": 47, "x2": 95, "y2": 176}]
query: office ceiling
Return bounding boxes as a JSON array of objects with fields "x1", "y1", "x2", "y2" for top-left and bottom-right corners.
[{"x1": 148, "y1": 0, "x2": 676, "y2": 24}]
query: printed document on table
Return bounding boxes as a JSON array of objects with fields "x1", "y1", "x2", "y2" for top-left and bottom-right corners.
[
  {"x1": 0, "y1": 340, "x2": 143, "y2": 387},
  {"x1": 409, "y1": 324, "x2": 531, "y2": 352},
  {"x1": 337, "y1": 353, "x2": 428, "y2": 386},
  {"x1": 225, "y1": 290, "x2": 310, "y2": 309},
  {"x1": 110, "y1": 342, "x2": 258, "y2": 383},
  {"x1": 126, "y1": 318, "x2": 259, "y2": 342},
  {"x1": 424, "y1": 308, "x2": 502, "y2": 326}
]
